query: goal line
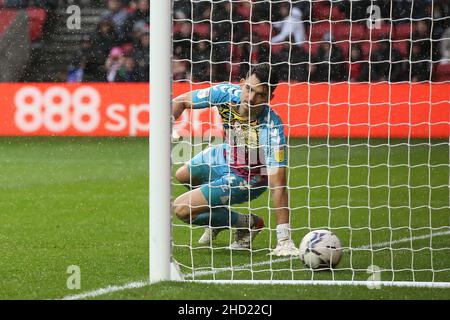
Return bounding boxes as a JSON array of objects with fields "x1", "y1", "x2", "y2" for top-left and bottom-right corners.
[{"x1": 186, "y1": 279, "x2": 450, "y2": 289}]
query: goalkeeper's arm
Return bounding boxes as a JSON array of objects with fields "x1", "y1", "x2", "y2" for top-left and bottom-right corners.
[
  {"x1": 267, "y1": 166, "x2": 300, "y2": 255},
  {"x1": 268, "y1": 167, "x2": 290, "y2": 228},
  {"x1": 172, "y1": 92, "x2": 193, "y2": 120}
]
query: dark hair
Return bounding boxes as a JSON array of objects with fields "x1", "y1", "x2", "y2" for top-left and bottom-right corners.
[{"x1": 247, "y1": 64, "x2": 279, "y2": 95}]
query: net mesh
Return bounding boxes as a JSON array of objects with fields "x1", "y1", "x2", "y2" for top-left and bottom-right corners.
[{"x1": 171, "y1": 0, "x2": 450, "y2": 284}]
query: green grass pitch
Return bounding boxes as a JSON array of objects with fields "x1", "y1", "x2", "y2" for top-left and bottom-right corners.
[{"x1": 0, "y1": 137, "x2": 449, "y2": 299}]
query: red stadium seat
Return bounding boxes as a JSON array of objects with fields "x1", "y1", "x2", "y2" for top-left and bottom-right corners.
[
  {"x1": 350, "y1": 23, "x2": 367, "y2": 41},
  {"x1": 271, "y1": 43, "x2": 284, "y2": 55},
  {"x1": 300, "y1": 42, "x2": 310, "y2": 56},
  {"x1": 332, "y1": 22, "x2": 350, "y2": 41},
  {"x1": 308, "y1": 21, "x2": 331, "y2": 42},
  {"x1": 231, "y1": 63, "x2": 241, "y2": 80},
  {"x1": 394, "y1": 23, "x2": 412, "y2": 40},
  {"x1": 26, "y1": 8, "x2": 46, "y2": 42},
  {"x1": 235, "y1": 2, "x2": 251, "y2": 20},
  {"x1": 193, "y1": 23, "x2": 210, "y2": 37},
  {"x1": 359, "y1": 41, "x2": 382, "y2": 59},
  {"x1": 336, "y1": 41, "x2": 350, "y2": 58},
  {"x1": 369, "y1": 22, "x2": 391, "y2": 40},
  {"x1": 172, "y1": 22, "x2": 182, "y2": 34},
  {"x1": 309, "y1": 42, "x2": 321, "y2": 56},
  {"x1": 312, "y1": 2, "x2": 330, "y2": 21},
  {"x1": 392, "y1": 41, "x2": 409, "y2": 58},
  {"x1": 231, "y1": 44, "x2": 243, "y2": 62},
  {"x1": 331, "y1": 6, "x2": 346, "y2": 21},
  {"x1": 251, "y1": 22, "x2": 271, "y2": 42},
  {"x1": 433, "y1": 63, "x2": 450, "y2": 82},
  {"x1": 0, "y1": 9, "x2": 18, "y2": 36}
]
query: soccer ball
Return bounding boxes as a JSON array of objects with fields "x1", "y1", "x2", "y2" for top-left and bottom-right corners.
[{"x1": 299, "y1": 230, "x2": 342, "y2": 269}]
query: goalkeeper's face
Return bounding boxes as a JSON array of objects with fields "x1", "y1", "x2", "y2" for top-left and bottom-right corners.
[{"x1": 240, "y1": 74, "x2": 273, "y2": 115}]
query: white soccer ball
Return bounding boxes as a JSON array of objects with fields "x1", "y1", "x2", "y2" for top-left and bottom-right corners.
[{"x1": 299, "y1": 230, "x2": 343, "y2": 269}]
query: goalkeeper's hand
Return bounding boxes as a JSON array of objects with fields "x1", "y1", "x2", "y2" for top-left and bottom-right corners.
[{"x1": 172, "y1": 128, "x2": 181, "y2": 141}]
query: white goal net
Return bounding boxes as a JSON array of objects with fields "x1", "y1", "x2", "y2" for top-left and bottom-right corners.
[{"x1": 166, "y1": 0, "x2": 450, "y2": 287}]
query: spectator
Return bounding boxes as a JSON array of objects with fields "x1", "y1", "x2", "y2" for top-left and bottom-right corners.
[
  {"x1": 115, "y1": 56, "x2": 142, "y2": 82},
  {"x1": 133, "y1": 29, "x2": 149, "y2": 81},
  {"x1": 68, "y1": 34, "x2": 106, "y2": 82},
  {"x1": 123, "y1": 0, "x2": 149, "y2": 43},
  {"x1": 440, "y1": 27, "x2": 450, "y2": 63},
  {"x1": 173, "y1": 22, "x2": 192, "y2": 61},
  {"x1": 413, "y1": 20, "x2": 431, "y2": 59},
  {"x1": 348, "y1": 44, "x2": 367, "y2": 82},
  {"x1": 174, "y1": 0, "x2": 191, "y2": 20},
  {"x1": 100, "y1": 0, "x2": 129, "y2": 41},
  {"x1": 92, "y1": 19, "x2": 120, "y2": 68},
  {"x1": 360, "y1": 40, "x2": 406, "y2": 82},
  {"x1": 173, "y1": 60, "x2": 190, "y2": 81},
  {"x1": 410, "y1": 41, "x2": 432, "y2": 81},
  {"x1": 271, "y1": 5, "x2": 305, "y2": 45},
  {"x1": 310, "y1": 32, "x2": 347, "y2": 82},
  {"x1": 192, "y1": 41, "x2": 211, "y2": 82},
  {"x1": 3, "y1": 0, "x2": 29, "y2": 8},
  {"x1": 105, "y1": 46, "x2": 125, "y2": 82},
  {"x1": 289, "y1": 44, "x2": 309, "y2": 82},
  {"x1": 211, "y1": 26, "x2": 231, "y2": 82}
]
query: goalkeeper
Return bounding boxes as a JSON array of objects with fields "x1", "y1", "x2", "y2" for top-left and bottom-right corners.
[{"x1": 172, "y1": 64, "x2": 299, "y2": 256}]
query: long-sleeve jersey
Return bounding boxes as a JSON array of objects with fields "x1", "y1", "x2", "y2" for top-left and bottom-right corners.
[{"x1": 191, "y1": 83, "x2": 287, "y2": 178}]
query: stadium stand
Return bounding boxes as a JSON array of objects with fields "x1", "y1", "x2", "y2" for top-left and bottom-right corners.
[
  {"x1": 0, "y1": 9, "x2": 18, "y2": 35},
  {"x1": 2, "y1": 0, "x2": 449, "y2": 82},
  {"x1": 0, "y1": 1, "x2": 54, "y2": 81}
]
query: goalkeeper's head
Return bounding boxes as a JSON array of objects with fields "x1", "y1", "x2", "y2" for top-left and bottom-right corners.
[{"x1": 240, "y1": 64, "x2": 279, "y2": 111}]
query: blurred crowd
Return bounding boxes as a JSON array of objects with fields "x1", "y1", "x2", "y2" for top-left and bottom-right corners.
[
  {"x1": 0, "y1": 0, "x2": 58, "y2": 9},
  {"x1": 68, "y1": 0, "x2": 149, "y2": 82},
  {"x1": 173, "y1": 0, "x2": 450, "y2": 83},
  {"x1": 67, "y1": 0, "x2": 450, "y2": 83}
]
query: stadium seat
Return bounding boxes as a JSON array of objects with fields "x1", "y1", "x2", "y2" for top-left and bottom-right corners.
[
  {"x1": 193, "y1": 23, "x2": 210, "y2": 38},
  {"x1": 369, "y1": 22, "x2": 391, "y2": 40},
  {"x1": 172, "y1": 22, "x2": 183, "y2": 34},
  {"x1": 235, "y1": 2, "x2": 251, "y2": 20},
  {"x1": 350, "y1": 23, "x2": 367, "y2": 41},
  {"x1": 331, "y1": 6, "x2": 346, "y2": 21},
  {"x1": 312, "y1": 2, "x2": 330, "y2": 21},
  {"x1": 336, "y1": 41, "x2": 350, "y2": 57},
  {"x1": 300, "y1": 42, "x2": 310, "y2": 56},
  {"x1": 308, "y1": 21, "x2": 331, "y2": 42},
  {"x1": 251, "y1": 22, "x2": 271, "y2": 42},
  {"x1": 332, "y1": 22, "x2": 350, "y2": 41},
  {"x1": 0, "y1": 9, "x2": 18, "y2": 36},
  {"x1": 271, "y1": 43, "x2": 284, "y2": 55},
  {"x1": 392, "y1": 41, "x2": 409, "y2": 58},
  {"x1": 359, "y1": 41, "x2": 381, "y2": 59},
  {"x1": 26, "y1": 8, "x2": 46, "y2": 42},
  {"x1": 231, "y1": 44, "x2": 243, "y2": 62},
  {"x1": 433, "y1": 62, "x2": 450, "y2": 81},
  {"x1": 230, "y1": 63, "x2": 241, "y2": 80},
  {"x1": 394, "y1": 22, "x2": 412, "y2": 40},
  {"x1": 308, "y1": 42, "x2": 320, "y2": 56}
]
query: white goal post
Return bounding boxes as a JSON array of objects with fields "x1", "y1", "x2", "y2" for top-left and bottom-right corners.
[
  {"x1": 149, "y1": 0, "x2": 172, "y2": 282},
  {"x1": 150, "y1": 0, "x2": 450, "y2": 288}
]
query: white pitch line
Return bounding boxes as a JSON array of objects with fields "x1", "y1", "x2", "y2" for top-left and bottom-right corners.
[
  {"x1": 60, "y1": 229, "x2": 450, "y2": 300},
  {"x1": 185, "y1": 229, "x2": 450, "y2": 278},
  {"x1": 62, "y1": 281, "x2": 150, "y2": 300},
  {"x1": 357, "y1": 230, "x2": 450, "y2": 250}
]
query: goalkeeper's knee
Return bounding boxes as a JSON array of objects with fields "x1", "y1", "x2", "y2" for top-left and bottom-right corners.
[{"x1": 173, "y1": 200, "x2": 191, "y2": 223}]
